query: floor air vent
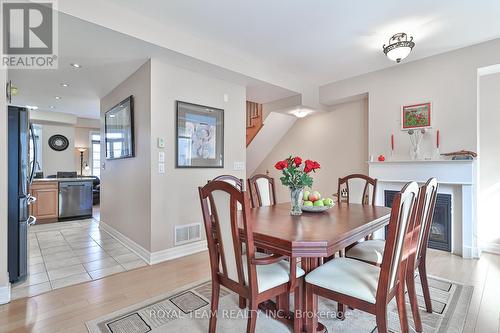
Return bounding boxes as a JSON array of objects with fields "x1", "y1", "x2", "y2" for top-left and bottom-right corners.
[{"x1": 175, "y1": 223, "x2": 202, "y2": 246}]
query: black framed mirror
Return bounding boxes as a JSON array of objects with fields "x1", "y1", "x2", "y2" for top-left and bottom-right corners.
[{"x1": 105, "y1": 95, "x2": 135, "y2": 160}]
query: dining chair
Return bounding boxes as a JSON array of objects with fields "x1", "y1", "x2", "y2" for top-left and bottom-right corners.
[
  {"x1": 337, "y1": 173, "x2": 378, "y2": 206},
  {"x1": 345, "y1": 178, "x2": 438, "y2": 332},
  {"x1": 304, "y1": 181, "x2": 419, "y2": 333},
  {"x1": 211, "y1": 174, "x2": 244, "y2": 190},
  {"x1": 248, "y1": 173, "x2": 277, "y2": 208},
  {"x1": 198, "y1": 180, "x2": 305, "y2": 333}
]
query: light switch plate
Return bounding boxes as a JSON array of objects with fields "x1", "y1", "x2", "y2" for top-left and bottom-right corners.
[
  {"x1": 233, "y1": 161, "x2": 245, "y2": 171},
  {"x1": 158, "y1": 151, "x2": 165, "y2": 163},
  {"x1": 158, "y1": 163, "x2": 165, "y2": 174},
  {"x1": 157, "y1": 137, "x2": 165, "y2": 148}
]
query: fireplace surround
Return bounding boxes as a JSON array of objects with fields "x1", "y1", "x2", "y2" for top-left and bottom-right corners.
[{"x1": 368, "y1": 160, "x2": 478, "y2": 258}]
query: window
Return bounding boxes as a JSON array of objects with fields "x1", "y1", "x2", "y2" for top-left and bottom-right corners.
[{"x1": 89, "y1": 132, "x2": 101, "y2": 177}]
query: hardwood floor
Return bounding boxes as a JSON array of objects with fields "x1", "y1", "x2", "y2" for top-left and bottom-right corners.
[{"x1": 0, "y1": 249, "x2": 499, "y2": 333}]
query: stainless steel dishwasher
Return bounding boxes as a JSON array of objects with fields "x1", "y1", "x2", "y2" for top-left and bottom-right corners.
[{"x1": 59, "y1": 181, "x2": 93, "y2": 220}]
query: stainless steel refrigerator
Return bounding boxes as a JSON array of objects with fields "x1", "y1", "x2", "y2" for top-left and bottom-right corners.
[{"x1": 8, "y1": 106, "x2": 37, "y2": 283}]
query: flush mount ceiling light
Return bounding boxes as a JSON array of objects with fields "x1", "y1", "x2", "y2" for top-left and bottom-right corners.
[
  {"x1": 70, "y1": 63, "x2": 82, "y2": 68},
  {"x1": 290, "y1": 108, "x2": 313, "y2": 118},
  {"x1": 49, "y1": 105, "x2": 55, "y2": 109},
  {"x1": 54, "y1": 96, "x2": 61, "y2": 100},
  {"x1": 383, "y1": 33, "x2": 415, "y2": 63},
  {"x1": 60, "y1": 83, "x2": 69, "y2": 87}
]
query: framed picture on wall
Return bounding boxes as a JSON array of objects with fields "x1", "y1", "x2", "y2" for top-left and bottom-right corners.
[
  {"x1": 176, "y1": 101, "x2": 224, "y2": 168},
  {"x1": 401, "y1": 102, "x2": 431, "y2": 130},
  {"x1": 105, "y1": 95, "x2": 135, "y2": 160}
]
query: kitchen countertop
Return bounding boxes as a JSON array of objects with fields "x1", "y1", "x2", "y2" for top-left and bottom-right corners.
[{"x1": 33, "y1": 177, "x2": 94, "y2": 182}]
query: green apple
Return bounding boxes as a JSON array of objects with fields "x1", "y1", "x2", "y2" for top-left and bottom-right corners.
[
  {"x1": 313, "y1": 199, "x2": 324, "y2": 206},
  {"x1": 323, "y1": 198, "x2": 334, "y2": 206},
  {"x1": 303, "y1": 201, "x2": 313, "y2": 206},
  {"x1": 312, "y1": 191, "x2": 321, "y2": 199},
  {"x1": 303, "y1": 190, "x2": 311, "y2": 201}
]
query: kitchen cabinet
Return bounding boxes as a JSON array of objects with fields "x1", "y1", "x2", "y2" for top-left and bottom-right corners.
[{"x1": 29, "y1": 181, "x2": 58, "y2": 223}]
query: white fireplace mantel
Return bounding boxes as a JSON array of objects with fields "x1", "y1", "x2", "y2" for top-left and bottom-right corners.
[{"x1": 368, "y1": 160, "x2": 478, "y2": 258}]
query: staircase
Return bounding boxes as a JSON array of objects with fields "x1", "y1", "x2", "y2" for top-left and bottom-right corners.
[{"x1": 246, "y1": 101, "x2": 264, "y2": 146}]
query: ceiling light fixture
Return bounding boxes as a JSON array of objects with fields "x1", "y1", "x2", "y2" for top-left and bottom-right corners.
[
  {"x1": 383, "y1": 33, "x2": 415, "y2": 63},
  {"x1": 70, "y1": 63, "x2": 82, "y2": 68},
  {"x1": 49, "y1": 105, "x2": 55, "y2": 109},
  {"x1": 54, "y1": 96, "x2": 61, "y2": 100},
  {"x1": 290, "y1": 108, "x2": 313, "y2": 118},
  {"x1": 60, "y1": 83, "x2": 69, "y2": 87}
]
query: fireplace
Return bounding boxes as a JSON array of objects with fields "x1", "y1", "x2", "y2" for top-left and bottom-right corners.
[{"x1": 384, "y1": 190, "x2": 452, "y2": 252}]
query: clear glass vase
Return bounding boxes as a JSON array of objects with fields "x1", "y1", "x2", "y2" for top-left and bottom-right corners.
[{"x1": 290, "y1": 187, "x2": 304, "y2": 216}]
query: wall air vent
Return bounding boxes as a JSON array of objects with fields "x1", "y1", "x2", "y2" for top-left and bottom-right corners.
[{"x1": 174, "y1": 223, "x2": 202, "y2": 246}]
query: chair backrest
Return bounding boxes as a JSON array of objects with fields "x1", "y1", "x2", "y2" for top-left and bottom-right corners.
[
  {"x1": 198, "y1": 180, "x2": 258, "y2": 293},
  {"x1": 377, "y1": 181, "x2": 419, "y2": 300},
  {"x1": 211, "y1": 174, "x2": 244, "y2": 191},
  {"x1": 414, "y1": 178, "x2": 438, "y2": 265},
  {"x1": 248, "y1": 174, "x2": 276, "y2": 207},
  {"x1": 337, "y1": 174, "x2": 377, "y2": 205}
]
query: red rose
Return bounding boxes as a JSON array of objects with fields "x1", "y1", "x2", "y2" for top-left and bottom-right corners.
[
  {"x1": 304, "y1": 160, "x2": 314, "y2": 173},
  {"x1": 294, "y1": 156, "x2": 302, "y2": 167},
  {"x1": 274, "y1": 160, "x2": 288, "y2": 170}
]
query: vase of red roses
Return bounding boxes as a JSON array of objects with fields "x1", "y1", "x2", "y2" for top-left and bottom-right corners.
[{"x1": 274, "y1": 156, "x2": 321, "y2": 215}]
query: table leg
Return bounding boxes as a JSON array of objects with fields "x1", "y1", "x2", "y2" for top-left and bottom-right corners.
[{"x1": 303, "y1": 258, "x2": 327, "y2": 333}]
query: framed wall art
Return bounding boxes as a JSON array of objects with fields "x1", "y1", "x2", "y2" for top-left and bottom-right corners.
[
  {"x1": 401, "y1": 102, "x2": 431, "y2": 130},
  {"x1": 176, "y1": 101, "x2": 224, "y2": 168},
  {"x1": 105, "y1": 95, "x2": 135, "y2": 160}
]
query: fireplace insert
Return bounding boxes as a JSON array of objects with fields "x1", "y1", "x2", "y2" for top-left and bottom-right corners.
[{"x1": 384, "y1": 190, "x2": 451, "y2": 252}]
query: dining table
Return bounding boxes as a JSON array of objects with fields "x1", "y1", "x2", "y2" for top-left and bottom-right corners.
[{"x1": 246, "y1": 202, "x2": 391, "y2": 333}]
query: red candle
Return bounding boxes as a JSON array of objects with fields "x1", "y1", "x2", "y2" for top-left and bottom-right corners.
[
  {"x1": 436, "y1": 130, "x2": 440, "y2": 148},
  {"x1": 391, "y1": 134, "x2": 394, "y2": 151}
]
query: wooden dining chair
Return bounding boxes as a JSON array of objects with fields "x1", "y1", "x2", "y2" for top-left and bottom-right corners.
[
  {"x1": 248, "y1": 173, "x2": 277, "y2": 208},
  {"x1": 337, "y1": 173, "x2": 378, "y2": 206},
  {"x1": 211, "y1": 174, "x2": 244, "y2": 190},
  {"x1": 304, "y1": 181, "x2": 419, "y2": 333},
  {"x1": 198, "y1": 180, "x2": 305, "y2": 333},
  {"x1": 345, "y1": 178, "x2": 438, "y2": 332}
]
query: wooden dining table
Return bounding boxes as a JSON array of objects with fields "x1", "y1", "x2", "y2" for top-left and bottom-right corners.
[{"x1": 246, "y1": 202, "x2": 391, "y2": 333}]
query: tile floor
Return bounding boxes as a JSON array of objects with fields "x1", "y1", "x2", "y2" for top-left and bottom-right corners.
[{"x1": 11, "y1": 218, "x2": 147, "y2": 300}]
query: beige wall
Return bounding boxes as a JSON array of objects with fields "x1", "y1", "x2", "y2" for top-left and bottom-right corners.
[
  {"x1": 255, "y1": 99, "x2": 368, "y2": 203},
  {"x1": 320, "y1": 38, "x2": 500, "y2": 158},
  {"x1": 0, "y1": 65, "x2": 9, "y2": 302},
  {"x1": 479, "y1": 72, "x2": 500, "y2": 249},
  {"x1": 100, "y1": 60, "x2": 152, "y2": 251},
  {"x1": 39, "y1": 124, "x2": 76, "y2": 176},
  {"x1": 149, "y1": 58, "x2": 246, "y2": 252}
]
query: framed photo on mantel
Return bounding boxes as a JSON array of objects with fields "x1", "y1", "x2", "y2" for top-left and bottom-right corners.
[
  {"x1": 401, "y1": 102, "x2": 432, "y2": 130},
  {"x1": 176, "y1": 101, "x2": 224, "y2": 168}
]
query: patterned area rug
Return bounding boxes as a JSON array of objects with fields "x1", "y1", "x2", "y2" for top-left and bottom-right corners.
[{"x1": 86, "y1": 275, "x2": 472, "y2": 333}]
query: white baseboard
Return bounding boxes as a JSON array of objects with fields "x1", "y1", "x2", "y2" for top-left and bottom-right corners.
[
  {"x1": 99, "y1": 221, "x2": 207, "y2": 265},
  {"x1": 481, "y1": 242, "x2": 500, "y2": 255},
  {"x1": 0, "y1": 283, "x2": 11, "y2": 305},
  {"x1": 99, "y1": 221, "x2": 151, "y2": 264},
  {"x1": 150, "y1": 240, "x2": 207, "y2": 265},
  {"x1": 462, "y1": 245, "x2": 481, "y2": 259}
]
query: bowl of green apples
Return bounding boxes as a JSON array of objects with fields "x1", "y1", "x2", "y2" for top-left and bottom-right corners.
[{"x1": 301, "y1": 190, "x2": 335, "y2": 212}]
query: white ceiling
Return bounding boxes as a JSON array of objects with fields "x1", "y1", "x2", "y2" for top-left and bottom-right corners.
[
  {"x1": 9, "y1": 13, "x2": 297, "y2": 119},
  {"x1": 102, "y1": 0, "x2": 500, "y2": 85}
]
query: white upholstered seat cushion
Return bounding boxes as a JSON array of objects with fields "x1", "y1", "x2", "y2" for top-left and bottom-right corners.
[
  {"x1": 346, "y1": 239, "x2": 385, "y2": 265},
  {"x1": 242, "y1": 253, "x2": 305, "y2": 293},
  {"x1": 305, "y1": 257, "x2": 380, "y2": 304}
]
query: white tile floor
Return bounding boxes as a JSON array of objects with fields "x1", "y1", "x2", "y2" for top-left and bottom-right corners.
[{"x1": 11, "y1": 218, "x2": 147, "y2": 300}]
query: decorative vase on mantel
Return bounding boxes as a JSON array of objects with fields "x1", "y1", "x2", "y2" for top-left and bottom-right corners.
[
  {"x1": 274, "y1": 156, "x2": 321, "y2": 216},
  {"x1": 289, "y1": 186, "x2": 304, "y2": 216}
]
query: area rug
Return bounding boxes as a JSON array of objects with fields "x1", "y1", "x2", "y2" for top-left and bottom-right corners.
[{"x1": 86, "y1": 275, "x2": 473, "y2": 333}]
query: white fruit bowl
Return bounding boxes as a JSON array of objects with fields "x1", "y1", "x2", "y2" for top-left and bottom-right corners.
[{"x1": 301, "y1": 204, "x2": 334, "y2": 213}]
